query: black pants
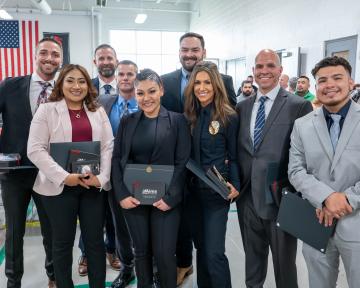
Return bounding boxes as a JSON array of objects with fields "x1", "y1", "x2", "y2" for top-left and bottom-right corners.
[
  {"x1": 237, "y1": 197, "x2": 298, "y2": 288},
  {"x1": 193, "y1": 187, "x2": 232, "y2": 288},
  {"x1": 176, "y1": 191, "x2": 194, "y2": 268},
  {"x1": 78, "y1": 190, "x2": 117, "y2": 255},
  {"x1": 107, "y1": 189, "x2": 134, "y2": 273},
  {"x1": 41, "y1": 186, "x2": 106, "y2": 288},
  {"x1": 1, "y1": 170, "x2": 54, "y2": 288},
  {"x1": 123, "y1": 205, "x2": 180, "y2": 288}
]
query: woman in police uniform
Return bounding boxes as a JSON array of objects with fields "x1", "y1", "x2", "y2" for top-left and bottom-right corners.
[{"x1": 184, "y1": 61, "x2": 240, "y2": 288}]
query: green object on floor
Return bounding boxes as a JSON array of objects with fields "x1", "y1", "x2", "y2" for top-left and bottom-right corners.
[
  {"x1": 74, "y1": 279, "x2": 136, "y2": 288},
  {"x1": 0, "y1": 245, "x2": 5, "y2": 266}
]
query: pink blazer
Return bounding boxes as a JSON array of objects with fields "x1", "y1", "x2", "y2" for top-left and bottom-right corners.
[{"x1": 27, "y1": 99, "x2": 114, "y2": 196}]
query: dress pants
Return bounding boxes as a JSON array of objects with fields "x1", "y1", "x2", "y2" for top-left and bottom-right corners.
[
  {"x1": 107, "y1": 189, "x2": 134, "y2": 273},
  {"x1": 1, "y1": 170, "x2": 54, "y2": 288},
  {"x1": 78, "y1": 190, "x2": 116, "y2": 256},
  {"x1": 193, "y1": 187, "x2": 232, "y2": 288},
  {"x1": 303, "y1": 232, "x2": 360, "y2": 288},
  {"x1": 237, "y1": 196, "x2": 298, "y2": 288},
  {"x1": 176, "y1": 191, "x2": 194, "y2": 268},
  {"x1": 123, "y1": 205, "x2": 180, "y2": 288},
  {"x1": 41, "y1": 186, "x2": 106, "y2": 288}
]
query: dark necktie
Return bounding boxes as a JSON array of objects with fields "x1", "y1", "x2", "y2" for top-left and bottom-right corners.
[
  {"x1": 123, "y1": 100, "x2": 129, "y2": 117},
  {"x1": 253, "y1": 96, "x2": 267, "y2": 151},
  {"x1": 330, "y1": 114, "x2": 342, "y2": 151},
  {"x1": 36, "y1": 81, "x2": 51, "y2": 108},
  {"x1": 104, "y1": 84, "x2": 112, "y2": 95}
]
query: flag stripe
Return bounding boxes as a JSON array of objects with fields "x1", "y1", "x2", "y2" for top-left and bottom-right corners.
[
  {"x1": 0, "y1": 50, "x2": 2, "y2": 80},
  {"x1": 4, "y1": 48, "x2": 8, "y2": 78},
  {"x1": 10, "y1": 48, "x2": 15, "y2": 77},
  {"x1": 28, "y1": 21, "x2": 33, "y2": 74},
  {"x1": 35, "y1": 21, "x2": 39, "y2": 47},
  {"x1": 16, "y1": 48, "x2": 21, "y2": 76},
  {"x1": 22, "y1": 20, "x2": 28, "y2": 76}
]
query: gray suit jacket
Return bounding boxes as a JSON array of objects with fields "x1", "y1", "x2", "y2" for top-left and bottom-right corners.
[
  {"x1": 236, "y1": 88, "x2": 313, "y2": 220},
  {"x1": 288, "y1": 101, "x2": 360, "y2": 241},
  {"x1": 161, "y1": 69, "x2": 237, "y2": 113},
  {"x1": 98, "y1": 94, "x2": 118, "y2": 116}
]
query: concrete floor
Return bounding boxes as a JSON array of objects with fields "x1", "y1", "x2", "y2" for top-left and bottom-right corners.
[{"x1": 0, "y1": 204, "x2": 349, "y2": 288}]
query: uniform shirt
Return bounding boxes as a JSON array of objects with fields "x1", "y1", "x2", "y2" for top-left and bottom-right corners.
[{"x1": 195, "y1": 103, "x2": 240, "y2": 191}]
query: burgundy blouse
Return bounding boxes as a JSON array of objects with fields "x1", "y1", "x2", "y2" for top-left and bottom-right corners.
[{"x1": 68, "y1": 108, "x2": 92, "y2": 142}]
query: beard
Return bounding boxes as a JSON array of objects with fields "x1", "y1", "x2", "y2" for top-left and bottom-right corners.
[
  {"x1": 98, "y1": 65, "x2": 116, "y2": 78},
  {"x1": 180, "y1": 56, "x2": 200, "y2": 72}
]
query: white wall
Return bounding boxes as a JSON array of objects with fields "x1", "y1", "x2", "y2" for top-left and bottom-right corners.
[
  {"x1": 10, "y1": 12, "x2": 94, "y2": 73},
  {"x1": 190, "y1": 0, "x2": 360, "y2": 83}
]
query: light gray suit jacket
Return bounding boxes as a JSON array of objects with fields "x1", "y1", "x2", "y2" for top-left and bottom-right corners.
[{"x1": 288, "y1": 101, "x2": 360, "y2": 241}]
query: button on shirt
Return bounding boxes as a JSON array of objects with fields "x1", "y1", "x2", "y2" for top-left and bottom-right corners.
[
  {"x1": 29, "y1": 73, "x2": 55, "y2": 115},
  {"x1": 250, "y1": 85, "x2": 280, "y2": 141},
  {"x1": 99, "y1": 78, "x2": 117, "y2": 95}
]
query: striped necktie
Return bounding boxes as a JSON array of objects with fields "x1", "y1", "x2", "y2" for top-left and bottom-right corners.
[
  {"x1": 36, "y1": 81, "x2": 51, "y2": 109},
  {"x1": 253, "y1": 96, "x2": 267, "y2": 151}
]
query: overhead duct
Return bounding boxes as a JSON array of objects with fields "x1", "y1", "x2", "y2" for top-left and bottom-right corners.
[{"x1": 30, "y1": 0, "x2": 52, "y2": 15}]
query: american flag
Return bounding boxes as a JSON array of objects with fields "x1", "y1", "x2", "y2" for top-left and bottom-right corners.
[{"x1": 0, "y1": 20, "x2": 39, "y2": 81}]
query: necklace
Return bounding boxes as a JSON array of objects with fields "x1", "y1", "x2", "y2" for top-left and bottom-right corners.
[{"x1": 69, "y1": 108, "x2": 83, "y2": 119}]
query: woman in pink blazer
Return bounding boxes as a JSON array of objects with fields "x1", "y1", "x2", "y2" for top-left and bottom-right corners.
[{"x1": 27, "y1": 64, "x2": 113, "y2": 288}]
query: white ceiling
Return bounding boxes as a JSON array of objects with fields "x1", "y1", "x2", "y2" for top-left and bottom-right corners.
[{"x1": 1, "y1": 0, "x2": 194, "y2": 12}]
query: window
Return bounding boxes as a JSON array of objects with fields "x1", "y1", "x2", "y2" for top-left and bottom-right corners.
[{"x1": 110, "y1": 30, "x2": 184, "y2": 75}]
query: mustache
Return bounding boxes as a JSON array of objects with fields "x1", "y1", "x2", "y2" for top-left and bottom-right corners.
[{"x1": 182, "y1": 56, "x2": 198, "y2": 61}]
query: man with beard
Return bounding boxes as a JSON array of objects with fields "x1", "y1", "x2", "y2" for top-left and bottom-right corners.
[
  {"x1": 77, "y1": 43, "x2": 121, "y2": 276},
  {"x1": 98, "y1": 60, "x2": 138, "y2": 288},
  {"x1": 237, "y1": 80, "x2": 254, "y2": 103},
  {"x1": 160, "y1": 32, "x2": 236, "y2": 286},
  {"x1": 295, "y1": 75, "x2": 315, "y2": 102},
  {"x1": 0, "y1": 38, "x2": 62, "y2": 288},
  {"x1": 92, "y1": 44, "x2": 118, "y2": 95}
]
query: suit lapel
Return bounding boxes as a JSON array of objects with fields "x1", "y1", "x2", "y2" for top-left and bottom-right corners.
[
  {"x1": 331, "y1": 102, "x2": 360, "y2": 173},
  {"x1": 174, "y1": 70, "x2": 183, "y2": 111},
  {"x1": 151, "y1": 106, "x2": 170, "y2": 161},
  {"x1": 56, "y1": 99, "x2": 73, "y2": 142},
  {"x1": 105, "y1": 95, "x2": 117, "y2": 115},
  {"x1": 243, "y1": 96, "x2": 256, "y2": 154},
  {"x1": 123, "y1": 111, "x2": 142, "y2": 162},
  {"x1": 24, "y1": 75, "x2": 33, "y2": 120},
  {"x1": 313, "y1": 108, "x2": 334, "y2": 162}
]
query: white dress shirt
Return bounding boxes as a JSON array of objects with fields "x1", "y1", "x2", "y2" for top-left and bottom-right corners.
[{"x1": 250, "y1": 84, "x2": 280, "y2": 141}]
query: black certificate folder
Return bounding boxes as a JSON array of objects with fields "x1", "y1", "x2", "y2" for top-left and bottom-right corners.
[
  {"x1": 50, "y1": 141, "x2": 100, "y2": 170},
  {"x1": 276, "y1": 191, "x2": 336, "y2": 253},
  {"x1": 123, "y1": 164, "x2": 174, "y2": 205}
]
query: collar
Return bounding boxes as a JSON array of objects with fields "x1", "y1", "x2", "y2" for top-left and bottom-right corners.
[
  {"x1": 323, "y1": 98, "x2": 352, "y2": 119},
  {"x1": 117, "y1": 94, "x2": 137, "y2": 108},
  {"x1": 256, "y1": 84, "x2": 280, "y2": 102},
  {"x1": 99, "y1": 78, "x2": 117, "y2": 90},
  {"x1": 181, "y1": 68, "x2": 191, "y2": 80},
  {"x1": 31, "y1": 72, "x2": 55, "y2": 87}
]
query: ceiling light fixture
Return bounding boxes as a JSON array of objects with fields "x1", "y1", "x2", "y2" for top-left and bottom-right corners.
[
  {"x1": 135, "y1": 13, "x2": 147, "y2": 24},
  {"x1": 0, "y1": 9, "x2": 13, "y2": 19},
  {"x1": 30, "y1": 0, "x2": 52, "y2": 15}
]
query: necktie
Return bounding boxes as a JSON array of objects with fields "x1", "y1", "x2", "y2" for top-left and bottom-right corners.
[
  {"x1": 36, "y1": 82, "x2": 51, "y2": 108},
  {"x1": 104, "y1": 84, "x2": 112, "y2": 95},
  {"x1": 253, "y1": 96, "x2": 267, "y2": 151},
  {"x1": 122, "y1": 100, "x2": 129, "y2": 117},
  {"x1": 329, "y1": 114, "x2": 342, "y2": 151}
]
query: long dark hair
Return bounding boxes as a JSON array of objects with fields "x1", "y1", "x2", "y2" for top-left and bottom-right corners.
[
  {"x1": 184, "y1": 61, "x2": 235, "y2": 131},
  {"x1": 49, "y1": 64, "x2": 99, "y2": 112}
]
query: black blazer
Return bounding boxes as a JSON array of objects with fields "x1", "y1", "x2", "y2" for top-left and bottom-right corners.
[
  {"x1": 0, "y1": 75, "x2": 34, "y2": 166},
  {"x1": 161, "y1": 69, "x2": 237, "y2": 113},
  {"x1": 236, "y1": 88, "x2": 313, "y2": 220},
  {"x1": 111, "y1": 106, "x2": 191, "y2": 208}
]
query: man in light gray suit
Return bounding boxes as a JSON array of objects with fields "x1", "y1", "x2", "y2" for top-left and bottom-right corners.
[
  {"x1": 99, "y1": 60, "x2": 138, "y2": 288},
  {"x1": 288, "y1": 56, "x2": 360, "y2": 288},
  {"x1": 236, "y1": 49, "x2": 312, "y2": 288}
]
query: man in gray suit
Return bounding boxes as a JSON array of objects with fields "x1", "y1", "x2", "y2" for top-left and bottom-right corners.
[
  {"x1": 99, "y1": 60, "x2": 138, "y2": 288},
  {"x1": 236, "y1": 49, "x2": 312, "y2": 288},
  {"x1": 288, "y1": 56, "x2": 360, "y2": 288}
]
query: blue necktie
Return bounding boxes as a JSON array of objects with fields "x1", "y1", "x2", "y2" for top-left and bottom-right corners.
[
  {"x1": 253, "y1": 96, "x2": 267, "y2": 151},
  {"x1": 330, "y1": 114, "x2": 342, "y2": 151},
  {"x1": 104, "y1": 84, "x2": 112, "y2": 95}
]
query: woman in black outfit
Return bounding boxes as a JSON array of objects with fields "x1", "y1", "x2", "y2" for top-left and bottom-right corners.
[
  {"x1": 184, "y1": 61, "x2": 240, "y2": 288},
  {"x1": 111, "y1": 69, "x2": 191, "y2": 288}
]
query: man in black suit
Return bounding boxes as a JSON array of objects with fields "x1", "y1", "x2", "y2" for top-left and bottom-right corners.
[
  {"x1": 0, "y1": 38, "x2": 62, "y2": 288},
  {"x1": 236, "y1": 49, "x2": 312, "y2": 288},
  {"x1": 160, "y1": 32, "x2": 237, "y2": 286},
  {"x1": 98, "y1": 60, "x2": 139, "y2": 288},
  {"x1": 77, "y1": 43, "x2": 120, "y2": 276}
]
